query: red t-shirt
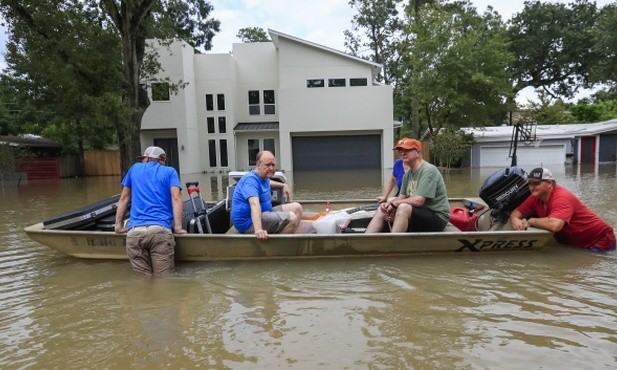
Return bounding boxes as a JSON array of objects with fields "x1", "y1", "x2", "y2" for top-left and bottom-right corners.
[{"x1": 516, "y1": 185, "x2": 615, "y2": 250}]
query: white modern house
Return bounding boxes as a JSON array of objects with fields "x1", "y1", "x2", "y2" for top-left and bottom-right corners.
[
  {"x1": 139, "y1": 29, "x2": 394, "y2": 175},
  {"x1": 462, "y1": 119, "x2": 617, "y2": 168}
]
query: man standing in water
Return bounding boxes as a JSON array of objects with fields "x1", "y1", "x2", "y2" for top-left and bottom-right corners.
[
  {"x1": 115, "y1": 146, "x2": 186, "y2": 276},
  {"x1": 510, "y1": 167, "x2": 616, "y2": 252}
]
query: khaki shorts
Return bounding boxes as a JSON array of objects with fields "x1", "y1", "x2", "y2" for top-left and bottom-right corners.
[
  {"x1": 245, "y1": 206, "x2": 290, "y2": 234},
  {"x1": 126, "y1": 225, "x2": 175, "y2": 277}
]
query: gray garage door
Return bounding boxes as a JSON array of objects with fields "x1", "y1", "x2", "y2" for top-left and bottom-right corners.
[{"x1": 292, "y1": 135, "x2": 381, "y2": 170}]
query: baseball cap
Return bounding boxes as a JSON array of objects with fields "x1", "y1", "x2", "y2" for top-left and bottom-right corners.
[
  {"x1": 393, "y1": 138, "x2": 422, "y2": 151},
  {"x1": 138, "y1": 146, "x2": 166, "y2": 160},
  {"x1": 528, "y1": 167, "x2": 554, "y2": 181}
]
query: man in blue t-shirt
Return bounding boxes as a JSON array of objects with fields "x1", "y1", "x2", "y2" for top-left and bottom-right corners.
[
  {"x1": 115, "y1": 146, "x2": 186, "y2": 276},
  {"x1": 231, "y1": 150, "x2": 303, "y2": 240}
]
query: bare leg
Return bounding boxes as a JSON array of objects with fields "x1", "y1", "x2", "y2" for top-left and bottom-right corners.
[
  {"x1": 281, "y1": 202, "x2": 302, "y2": 233},
  {"x1": 365, "y1": 209, "x2": 388, "y2": 233},
  {"x1": 390, "y1": 203, "x2": 412, "y2": 232}
]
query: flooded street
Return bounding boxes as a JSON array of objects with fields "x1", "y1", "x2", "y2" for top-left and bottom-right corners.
[{"x1": 1, "y1": 165, "x2": 616, "y2": 369}]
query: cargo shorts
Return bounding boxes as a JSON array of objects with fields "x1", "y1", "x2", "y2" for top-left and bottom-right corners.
[{"x1": 126, "y1": 225, "x2": 175, "y2": 277}]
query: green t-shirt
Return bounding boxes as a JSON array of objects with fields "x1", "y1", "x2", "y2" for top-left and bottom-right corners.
[{"x1": 400, "y1": 161, "x2": 450, "y2": 222}]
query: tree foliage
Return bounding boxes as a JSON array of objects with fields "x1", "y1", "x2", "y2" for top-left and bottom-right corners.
[
  {"x1": 236, "y1": 27, "x2": 270, "y2": 43},
  {"x1": 344, "y1": 0, "x2": 403, "y2": 84},
  {"x1": 397, "y1": 1, "x2": 513, "y2": 137},
  {"x1": 429, "y1": 127, "x2": 474, "y2": 169},
  {"x1": 0, "y1": 0, "x2": 220, "y2": 174},
  {"x1": 591, "y1": 3, "x2": 617, "y2": 93},
  {"x1": 507, "y1": 0, "x2": 599, "y2": 100}
]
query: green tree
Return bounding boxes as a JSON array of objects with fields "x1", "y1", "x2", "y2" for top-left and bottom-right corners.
[
  {"x1": 398, "y1": 1, "x2": 513, "y2": 137},
  {"x1": 507, "y1": 0, "x2": 599, "y2": 101},
  {"x1": 0, "y1": 0, "x2": 220, "y2": 174},
  {"x1": 236, "y1": 27, "x2": 270, "y2": 42},
  {"x1": 569, "y1": 98, "x2": 617, "y2": 122},
  {"x1": 344, "y1": 0, "x2": 403, "y2": 84},
  {"x1": 591, "y1": 3, "x2": 617, "y2": 93},
  {"x1": 430, "y1": 128, "x2": 474, "y2": 169}
]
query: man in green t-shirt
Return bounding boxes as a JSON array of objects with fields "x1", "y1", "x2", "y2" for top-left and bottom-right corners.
[{"x1": 366, "y1": 138, "x2": 450, "y2": 233}]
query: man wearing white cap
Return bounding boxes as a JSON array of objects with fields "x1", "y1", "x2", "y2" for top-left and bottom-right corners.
[
  {"x1": 115, "y1": 146, "x2": 186, "y2": 276},
  {"x1": 510, "y1": 167, "x2": 615, "y2": 252}
]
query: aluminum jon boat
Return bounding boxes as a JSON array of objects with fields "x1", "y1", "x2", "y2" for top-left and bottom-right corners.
[{"x1": 24, "y1": 168, "x2": 558, "y2": 261}]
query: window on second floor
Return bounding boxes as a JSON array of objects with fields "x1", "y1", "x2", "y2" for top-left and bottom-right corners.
[
  {"x1": 207, "y1": 117, "x2": 215, "y2": 133},
  {"x1": 206, "y1": 94, "x2": 214, "y2": 111},
  {"x1": 307, "y1": 79, "x2": 325, "y2": 88},
  {"x1": 328, "y1": 78, "x2": 346, "y2": 87},
  {"x1": 151, "y1": 82, "x2": 170, "y2": 101},
  {"x1": 263, "y1": 90, "x2": 275, "y2": 115},
  {"x1": 350, "y1": 78, "x2": 368, "y2": 86},
  {"x1": 248, "y1": 90, "x2": 260, "y2": 115},
  {"x1": 218, "y1": 117, "x2": 227, "y2": 133},
  {"x1": 217, "y1": 94, "x2": 225, "y2": 110}
]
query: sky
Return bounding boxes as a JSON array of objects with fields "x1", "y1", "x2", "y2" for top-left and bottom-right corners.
[{"x1": 0, "y1": 1, "x2": 614, "y2": 102}]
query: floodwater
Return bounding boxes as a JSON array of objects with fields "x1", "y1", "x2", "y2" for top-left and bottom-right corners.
[{"x1": 1, "y1": 165, "x2": 616, "y2": 369}]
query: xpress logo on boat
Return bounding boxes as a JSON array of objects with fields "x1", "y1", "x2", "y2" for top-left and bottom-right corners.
[{"x1": 455, "y1": 238, "x2": 538, "y2": 252}]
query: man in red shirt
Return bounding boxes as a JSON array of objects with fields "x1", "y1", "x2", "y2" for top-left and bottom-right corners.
[{"x1": 510, "y1": 167, "x2": 616, "y2": 252}]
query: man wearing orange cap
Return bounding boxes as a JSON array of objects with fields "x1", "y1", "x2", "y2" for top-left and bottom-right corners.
[{"x1": 366, "y1": 138, "x2": 450, "y2": 233}]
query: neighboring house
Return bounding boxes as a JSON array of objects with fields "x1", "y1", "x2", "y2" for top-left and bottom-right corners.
[
  {"x1": 462, "y1": 119, "x2": 617, "y2": 168},
  {"x1": 140, "y1": 29, "x2": 394, "y2": 175}
]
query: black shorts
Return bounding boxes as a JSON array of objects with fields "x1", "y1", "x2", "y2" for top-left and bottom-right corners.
[{"x1": 407, "y1": 207, "x2": 447, "y2": 232}]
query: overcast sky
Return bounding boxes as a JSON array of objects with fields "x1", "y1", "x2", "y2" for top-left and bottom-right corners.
[{"x1": 1, "y1": 1, "x2": 614, "y2": 102}]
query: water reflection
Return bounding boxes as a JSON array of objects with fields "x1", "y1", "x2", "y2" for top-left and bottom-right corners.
[{"x1": 1, "y1": 166, "x2": 616, "y2": 368}]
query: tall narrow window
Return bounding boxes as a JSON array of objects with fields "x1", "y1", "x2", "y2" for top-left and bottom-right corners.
[
  {"x1": 263, "y1": 90, "x2": 275, "y2": 115},
  {"x1": 248, "y1": 90, "x2": 260, "y2": 115},
  {"x1": 207, "y1": 117, "x2": 215, "y2": 134},
  {"x1": 151, "y1": 82, "x2": 170, "y2": 101},
  {"x1": 264, "y1": 138, "x2": 275, "y2": 156},
  {"x1": 220, "y1": 139, "x2": 228, "y2": 167},
  {"x1": 218, "y1": 117, "x2": 227, "y2": 133},
  {"x1": 248, "y1": 139, "x2": 260, "y2": 166},
  {"x1": 206, "y1": 94, "x2": 214, "y2": 111},
  {"x1": 208, "y1": 140, "x2": 217, "y2": 167},
  {"x1": 217, "y1": 94, "x2": 225, "y2": 110}
]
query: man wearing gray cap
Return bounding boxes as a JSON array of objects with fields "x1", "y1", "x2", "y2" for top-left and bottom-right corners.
[
  {"x1": 510, "y1": 167, "x2": 615, "y2": 252},
  {"x1": 115, "y1": 146, "x2": 186, "y2": 276}
]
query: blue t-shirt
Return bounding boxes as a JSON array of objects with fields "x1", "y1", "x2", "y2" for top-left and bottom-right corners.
[
  {"x1": 121, "y1": 161, "x2": 182, "y2": 229},
  {"x1": 231, "y1": 171, "x2": 272, "y2": 233},
  {"x1": 392, "y1": 159, "x2": 405, "y2": 196}
]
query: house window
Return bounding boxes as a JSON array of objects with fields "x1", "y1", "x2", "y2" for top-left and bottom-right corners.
[
  {"x1": 218, "y1": 117, "x2": 226, "y2": 133},
  {"x1": 248, "y1": 90, "x2": 260, "y2": 115},
  {"x1": 248, "y1": 138, "x2": 276, "y2": 166},
  {"x1": 217, "y1": 94, "x2": 225, "y2": 110},
  {"x1": 220, "y1": 139, "x2": 228, "y2": 167},
  {"x1": 207, "y1": 117, "x2": 215, "y2": 134},
  {"x1": 248, "y1": 139, "x2": 260, "y2": 166},
  {"x1": 263, "y1": 90, "x2": 275, "y2": 115},
  {"x1": 208, "y1": 139, "x2": 217, "y2": 167},
  {"x1": 350, "y1": 78, "x2": 368, "y2": 86},
  {"x1": 307, "y1": 79, "x2": 324, "y2": 88},
  {"x1": 328, "y1": 78, "x2": 346, "y2": 87},
  {"x1": 206, "y1": 94, "x2": 214, "y2": 111},
  {"x1": 151, "y1": 82, "x2": 170, "y2": 101}
]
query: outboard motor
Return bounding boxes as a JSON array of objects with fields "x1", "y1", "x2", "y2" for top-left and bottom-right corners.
[{"x1": 479, "y1": 167, "x2": 530, "y2": 223}]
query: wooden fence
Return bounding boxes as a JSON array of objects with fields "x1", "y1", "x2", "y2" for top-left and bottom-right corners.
[{"x1": 84, "y1": 150, "x2": 121, "y2": 176}]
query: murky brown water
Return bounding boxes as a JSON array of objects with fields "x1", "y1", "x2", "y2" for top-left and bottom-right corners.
[{"x1": 1, "y1": 166, "x2": 616, "y2": 369}]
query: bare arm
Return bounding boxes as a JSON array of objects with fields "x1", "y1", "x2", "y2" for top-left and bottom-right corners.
[
  {"x1": 249, "y1": 196, "x2": 268, "y2": 240},
  {"x1": 271, "y1": 180, "x2": 292, "y2": 201},
  {"x1": 171, "y1": 187, "x2": 186, "y2": 234},
  {"x1": 378, "y1": 176, "x2": 396, "y2": 203},
  {"x1": 510, "y1": 209, "x2": 565, "y2": 232},
  {"x1": 114, "y1": 187, "x2": 131, "y2": 233}
]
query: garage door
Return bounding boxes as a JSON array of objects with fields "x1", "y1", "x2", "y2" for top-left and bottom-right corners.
[
  {"x1": 292, "y1": 135, "x2": 381, "y2": 170},
  {"x1": 480, "y1": 145, "x2": 565, "y2": 167}
]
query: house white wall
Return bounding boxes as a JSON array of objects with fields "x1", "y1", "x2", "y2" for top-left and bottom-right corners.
[{"x1": 141, "y1": 30, "x2": 394, "y2": 175}]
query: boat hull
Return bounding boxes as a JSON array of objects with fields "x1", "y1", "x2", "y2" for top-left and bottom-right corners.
[{"x1": 24, "y1": 222, "x2": 556, "y2": 261}]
